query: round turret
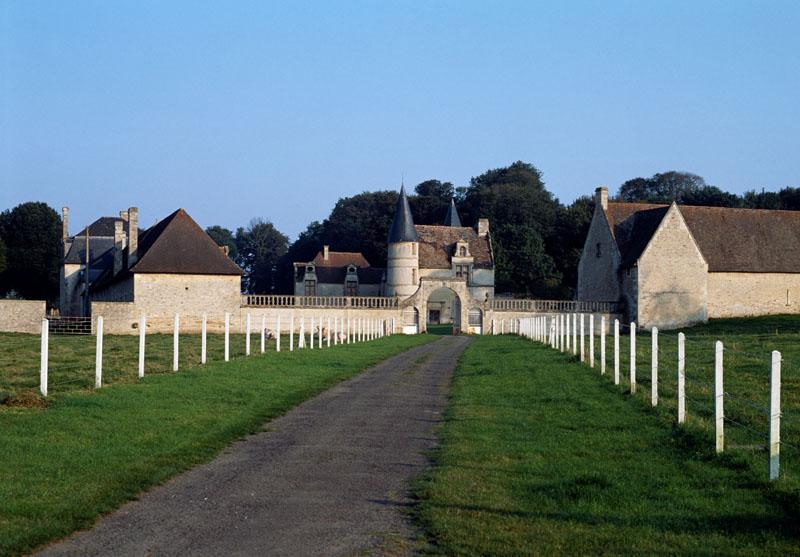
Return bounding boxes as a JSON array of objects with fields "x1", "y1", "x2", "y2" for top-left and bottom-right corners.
[{"x1": 385, "y1": 186, "x2": 419, "y2": 298}]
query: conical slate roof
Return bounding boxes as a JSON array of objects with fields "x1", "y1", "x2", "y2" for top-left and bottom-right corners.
[
  {"x1": 387, "y1": 186, "x2": 418, "y2": 243},
  {"x1": 443, "y1": 198, "x2": 462, "y2": 227}
]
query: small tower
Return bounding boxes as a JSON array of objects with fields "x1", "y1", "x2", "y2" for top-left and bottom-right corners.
[
  {"x1": 385, "y1": 186, "x2": 419, "y2": 298},
  {"x1": 443, "y1": 198, "x2": 462, "y2": 227}
]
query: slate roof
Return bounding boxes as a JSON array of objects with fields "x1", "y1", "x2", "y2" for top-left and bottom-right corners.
[
  {"x1": 387, "y1": 186, "x2": 418, "y2": 242},
  {"x1": 443, "y1": 199, "x2": 462, "y2": 227},
  {"x1": 294, "y1": 264, "x2": 384, "y2": 284},
  {"x1": 605, "y1": 201, "x2": 800, "y2": 273},
  {"x1": 311, "y1": 250, "x2": 371, "y2": 268},
  {"x1": 130, "y1": 209, "x2": 243, "y2": 275},
  {"x1": 74, "y1": 217, "x2": 125, "y2": 238},
  {"x1": 415, "y1": 225, "x2": 493, "y2": 269},
  {"x1": 64, "y1": 237, "x2": 116, "y2": 265}
]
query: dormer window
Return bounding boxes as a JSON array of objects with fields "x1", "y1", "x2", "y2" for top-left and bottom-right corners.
[
  {"x1": 347, "y1": 264, "x2": 357, "y2": 274},
  {"x1": 306, "y1": 264, "x2": 315, "y2": 273},
  {"x1": 459, "y1": 246, "x2": 467, "y2": 257}
]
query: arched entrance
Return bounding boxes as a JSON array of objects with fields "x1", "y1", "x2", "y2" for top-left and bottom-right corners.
[{"x1": 426, "y1": 287, "x2": 461, "y2": 334}]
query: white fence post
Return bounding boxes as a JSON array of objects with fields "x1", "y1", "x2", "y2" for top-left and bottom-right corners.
[
  {"x1": 310, "y1": 317, "x2": 315, "y2": 349},
  {"x1": 630, "y1": 322, "x2": 636, "y2": 393},
  {"x1": 260, "y1": 315, "x2": 266, "y2": 354},
  {"x1": 173, "y1": 313, "x2": 180, "y2": 371},
  {"x1": 769, "y1": 350, "x2": 781, "y2": 481},
  {"x1": 580, "y1": 314, "x2": 585, "y2": 362},
  {"x1": 572, "y1": 313, "x2": 577, "y2": 355},
  {"x1": 715, "y1": 340, "x2": 724, "y2": 453},
  {"x1": 589, "y1": 315, "x2": 595, "y2": 368},
  {"x1": 613, "y1": 319, "x2": 620, "y2": 385},
  {"x1": 246, "y1": 314, "x2": 251, "y2": 356},
  {"x1": 95, "y1": 316, "x2": 104, "y2": 388},
  {"x1": 334, "y1": 317, "x2": 338, "y2": 346},
  {"x1": 299, "y1": 317, "x2": 305, "y2": 349},
  {"x1": 224, "y1": 312, "x2": 230, "y2": 361},
  {"x1": 327, "y1": 317, "x2": 331, "y2": 348},
  {"x1": 289, "y1": 315, "x2": 294, "y2": 351},
  {"x1": 201, "y1": 313, "x2": 207, "y2": 364},
  {"x1": 276, "y1": 315, "x2": 281, "y2": 352},
  {"x1": 40, "y1": 318, "x2": 48, "y2": 397},
  {"x1": 600, "y1": 316, "x2": 606, "y2": 375},
  {"x1": 346, "y1": 317, "x2": 351, "y2": 344},
  {"x1": 565, "y1": 313, "x2": 570, "y2": 351},
  {"x1": 651, "y1": 327, "x2": 658, "y2": 406},
  {"x1": 678, "y1": 332, "x2": 685, "y2": 423},
  {"x1": 138, "y1": 314, "x2": 146, "y2": 377}
]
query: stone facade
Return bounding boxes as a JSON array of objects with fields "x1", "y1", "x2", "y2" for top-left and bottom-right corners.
[
  {"x1": 0, "y1": 300, "x2": 46, "y2": 334},
  {"x1": 576, "y1": 207, "x2": 620, "y2": 302},
  {"x1": 707, "y1": 273, "x2": 800, "y2": 318}
]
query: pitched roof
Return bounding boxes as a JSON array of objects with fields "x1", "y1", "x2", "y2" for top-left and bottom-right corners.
[
  {"x1": 605, "y1": 201, "x2": 800, "y2": 273},
  {"x1": 73, "y1": 217, "x2": 125, "y2": 238},
  {"x1": 294, "y1": 264, "x2": 384, "y2": 285},
  {"x1": 387, "y1": 186, "x2": 418, "y2": 242},
  {"x1": 130, "y1": 208, "x2": 243, "y2": 275},
  {"x1": 64, "y1": 237, "x2": 115, "y2": 265},
  {"x1": 415, "y1": 225, "x2": 493, "y2": 269},
  {"x1": 311, "y1": 250, "x2": 371, "y2": 268},
  {"x1": 443, "y1": 198, "x2": 462, "y2": 227}
]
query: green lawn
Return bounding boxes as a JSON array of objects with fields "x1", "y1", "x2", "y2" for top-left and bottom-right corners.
[
  {"x1": 414, "y1": 334, "x2": 800, "y2": 556},
  {"x1": 0, "y1": 334, "x2": 434, "y2": 556}
]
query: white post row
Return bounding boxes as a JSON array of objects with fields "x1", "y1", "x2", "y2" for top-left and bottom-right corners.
[
  {"x1": 224, "y1": 312, "x2": 230, "y2": 361},
  {"x1": 629, "y1": 322, "x2": 636, "y2": 393},
  {"x1": 600, "y1": 316, "x2": 606, "y2": 375},
  {"x1": 246, "y1": 313, "x2": 251, "y2": 356},
  {"x1": 715, "y1": 340, "x2": 724, "y2": 453},
  {"x1": 614, "y1": 319, "x2": 620, "y2": 385},
  {"x1": 651, "y1": 327, "x2": 658, "y2": 406},
  {"x1": 40, "y1": 318, "x2": 49, "y2": 397},
  {"x1": 769, "y1": 350, "x2": 781, "y2": 481},
  {"x1": 201, "y1": 313, "x2": 207, "y2": 365},
  {"x1": 589, "y1": 314, "x2": 595, "y2": 368},
  {"x1": 260, "y1": 315, "x2": 266, "y2": 354},
  {"x1": 95, "y1": 316, "x2": 104, "y2": 388},
  {"x1": 276, "y1": 315, "x2": 281, "y2": 352},
  {"x1": 139, "y1": 314, "x2": 146, "y2": 377},
  {"x1": 677, "y1": 332, "x2": 686, "y2": 423},
  {"x1": 173, "y1": 313, "x2": 180, "y2": 371}
]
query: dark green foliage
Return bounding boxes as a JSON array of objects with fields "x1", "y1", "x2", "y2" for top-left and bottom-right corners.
[
  {"x1": 618, "y1": 171, "x2": 708, "y2": 203},
  {"x1": 235, "y1": 219, "x2": 288, "y2": 294},
  {"x1": 0, "y1": 202, "x2": 62, "y2": 304},
  {"x1": 411, "y1": 180, "x2": 455, "y2": 225},
  {"x1": 205, "y1": 225, "x2": 239, "y2": 261},
  {"x1": 0, "y1": 237, "x2": 6, "y2": 275},
  {"x1": 274, "y1": 221, "x2": 325, "y2": 294}
]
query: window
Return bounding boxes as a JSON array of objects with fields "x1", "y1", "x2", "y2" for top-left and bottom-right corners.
[
  {"x1": 346, "y1": 280, "x2": 358, "y2": 296},
  {"x1": 596, "y1": 243, "x2": 602, "y2": 258},
  {"x1": 459, "y1": 246, "x2": 467, "y2": 257},
  {"x1": 468, "y1": 308, "x2": 482, "y2": 326},
  {"x1": 305, "y1": 264, "x2": 314, "y2": 273},
  {"x1": 304, "y1": 280, "x2": 316, "y2": 296},
  {"x1": 456, "y1": 264, "x2": 469, "y2": 278}
]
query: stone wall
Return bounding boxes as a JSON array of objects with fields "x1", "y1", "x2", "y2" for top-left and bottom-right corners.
[
  {"x1": 708, "y1": 272, "x2": 800, "y2": 318},
  {"x1": 577, "y1": 208, "x2": 620, "y2": 302},
  {"x1": 0, "y1": 300, "x2": 46, "y2": 334},
  {"x1": 636, "y1": 206, "x2": 708, "y2": 330}
]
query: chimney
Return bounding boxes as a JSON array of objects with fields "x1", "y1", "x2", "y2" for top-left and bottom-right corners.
[
  {"x1": 61, "y1": 207, "x2": 69, "y2": 243},
  {"x1": 119, "y1": 210, "x2": 129, "y2": 222},
  {"x1": 221, "y1": 245, "x2": 230, "y2": 256},
  {"x1": 127, "y1": 207, "x2": 138, "y2": 267},
  {"x1": 477, "y1": 218, "x2": 489, "y2": 237},
  {"x1": 323, "y1": 245, "x2": 329, "y2": 261},
  {"x1": 113, "y1": 221, "x2": 124, "y2": 275},
  {"x1": 595, "y1": 187, "x2": 608, "y2": 211}
]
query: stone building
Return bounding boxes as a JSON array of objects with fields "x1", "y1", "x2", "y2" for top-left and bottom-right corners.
[
  {"x1": 61, "y1": 207, "x2": 242, "y2": 328},
  {"x1": 577, "y1": 187, "x2": 800, "y2": 329},
  {"x1": 293, "y1": 247, "x2": 383, "y2": 296}
]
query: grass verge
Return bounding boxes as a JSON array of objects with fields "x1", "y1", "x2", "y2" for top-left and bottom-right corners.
[
  {"x1": 0, "y1": 334, "x2": 434, "y2": 556},
  {"x1": 414, "y1": 335, "x2": 800, "y2": 556}
]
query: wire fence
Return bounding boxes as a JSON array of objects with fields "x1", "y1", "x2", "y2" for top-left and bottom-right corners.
[
  {"x1": 1, "y1": 313, "x2": 396, "y2": 397},
  {"x1": 511, "y1": 313, "x2": 798, "y2": 484}
]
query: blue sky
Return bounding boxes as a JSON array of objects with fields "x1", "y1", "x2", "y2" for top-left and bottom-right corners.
[{"x1": 1, "y1": 1, "x2": 799, "y2": 239}]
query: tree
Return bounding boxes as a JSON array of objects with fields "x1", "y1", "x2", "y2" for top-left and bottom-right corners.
[
  {"x1": 551, "y1": 196, "x2": 595, "y2": 298},
  {"x1": 0, "y1": 202, "x2": 62, "y2": 303},
  {"x1": 459, "y1": 161, "x2": 562, "y2": 295},
  {"x1": 618, "y1": 171, "x2": 707, "y2": 203},
  {"x1": 0, "y1": 237, "x2": 6, "y2": 276},
  {"x1": 742, "y1": 189, "x2": 780, "y2": 209},
  {"x1": 235, "y1": 219, "x2": 288, "y2": 294},
  {"x1": 274, "y1": 221, "x2": 325, "y2": 294},
  {"x1": 411, "y1": 180, "x2": 455, "y2": 225},
  {"x1": 205, "y1": 225, "x2": 238, "y2": 261}
]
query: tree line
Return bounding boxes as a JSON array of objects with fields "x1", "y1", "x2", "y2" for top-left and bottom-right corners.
[{"x1": 2, "y1": 164, "x2": 797, "y2": 305}]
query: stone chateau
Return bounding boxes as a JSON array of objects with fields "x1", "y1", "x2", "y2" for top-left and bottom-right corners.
[{"x1": 577, "y1": 187, "x2": 800, "y2": 329}]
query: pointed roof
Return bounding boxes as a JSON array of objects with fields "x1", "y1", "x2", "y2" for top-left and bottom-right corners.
[
  {"x1": 387, "y1": 186, "x2": 418, "y2": 243},
  {"x1": 443, "y1": 198, "x2": 462, "y2": 227},
  {"x1": 130, "y1": 208, "x2": 242, "y2": 275}
]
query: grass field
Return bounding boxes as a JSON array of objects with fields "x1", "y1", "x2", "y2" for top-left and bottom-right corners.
[
  {"x1": 0, "y1": 333, "x2": 435, "y2": 556},
  {"x1": 414, "y1": 334, "x2": 800, "y2": 556},
  {"x1": 564, "y1": 315, "x2": 800, "y2": 484}
]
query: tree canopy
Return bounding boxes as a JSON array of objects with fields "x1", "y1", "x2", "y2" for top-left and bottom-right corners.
[
  {"x1": 205, "y1": 225, "x2": 239, "y2": 261},
  {"x1": 0, "y1": 202, "x2": 62, "y2": 303},
  {"x1": 235, "y1": 219, "x2": 288, "y2": 294}
]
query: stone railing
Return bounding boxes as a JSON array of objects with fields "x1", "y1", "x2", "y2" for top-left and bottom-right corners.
[
  {"x1": 491, "y1": 299, "x2": 623, "y2": 314},
  {"x1": 242, "y1": 295, "x2": 400, "y2": 309}
]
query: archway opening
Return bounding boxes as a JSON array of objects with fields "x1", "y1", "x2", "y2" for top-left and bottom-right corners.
[{"x1": 426, "y1": 287, "x2": 461, "y2": 335}]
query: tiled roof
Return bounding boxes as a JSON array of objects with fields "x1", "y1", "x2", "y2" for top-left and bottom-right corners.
[
  {"x1": 294, "y1": 264, "x2": 384, "y2": 285},
  {"x1": 311, "y1": 251, "x2": 371, "y2": 268},
  {"x1": 415, "y1": 225, "x2": 493, "y2": 269},
  {"x1": 605, "y1": 202, "x2": 800, "y2": 272}
]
